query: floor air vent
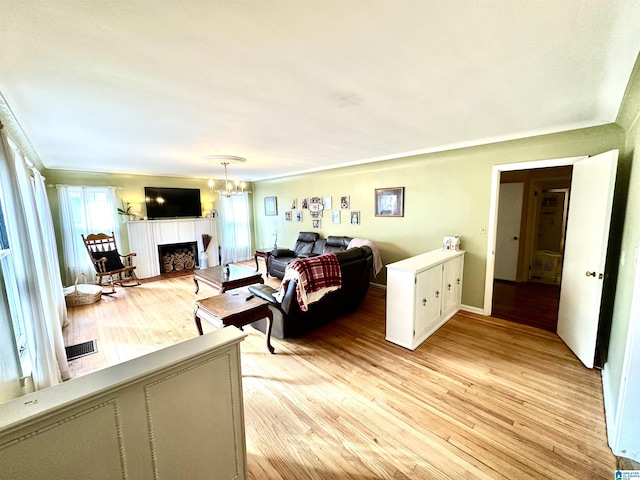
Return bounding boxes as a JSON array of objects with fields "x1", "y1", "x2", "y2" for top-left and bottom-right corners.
[{"x1": 65, "y1": 340, "x2": 98, "y2": 361}]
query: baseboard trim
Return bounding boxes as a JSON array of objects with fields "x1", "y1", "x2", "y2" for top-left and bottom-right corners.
[
  {"x1": 601, "y1": 364, "x2": 618, "y2": 455},
  {"x1": 370, "y1": 282, "x2": 386, "y2": 290},
  {"x1": 460, "y1": 304, "x2": 484, "y2": 315}
]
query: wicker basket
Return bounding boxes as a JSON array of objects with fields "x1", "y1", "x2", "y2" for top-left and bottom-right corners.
[{"x1": 64, "y1": 273, "x2": 102, "y2": 306}]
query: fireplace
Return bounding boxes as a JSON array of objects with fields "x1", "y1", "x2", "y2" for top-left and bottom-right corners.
[{"x1": 158, "y1": 242, "x2": 198, "y2": 273}]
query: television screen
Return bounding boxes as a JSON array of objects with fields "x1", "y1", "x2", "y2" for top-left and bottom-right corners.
[{"x1": 144, "y1": 187, "x2": 202, "y2": 219}]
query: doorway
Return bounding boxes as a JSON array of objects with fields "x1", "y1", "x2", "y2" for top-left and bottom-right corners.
[{"x1": 491, "y1": 166, "x2": 572, "y2": 332}]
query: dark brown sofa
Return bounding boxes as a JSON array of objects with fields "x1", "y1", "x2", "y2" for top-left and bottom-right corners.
[
  {"x1": 250, "y1": 246, "x2": 373, "y2": 338},
  {"x1": 268, "y1": 232, "x2": 352, "y2": 279}
]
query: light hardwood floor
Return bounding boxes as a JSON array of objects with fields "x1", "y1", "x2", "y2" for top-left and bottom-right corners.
[{"x1": 64, "y1": 261, "x2": 615, "y2": 479}]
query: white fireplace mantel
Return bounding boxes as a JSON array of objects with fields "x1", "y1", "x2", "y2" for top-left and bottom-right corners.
[{"x1": 127, "y1": 218, "x2": 219, "y2": 279}]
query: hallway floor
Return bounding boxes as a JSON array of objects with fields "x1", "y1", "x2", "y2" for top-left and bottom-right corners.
[{"x1": 492, "y1": 280, "x2": 561, "y2": 332}]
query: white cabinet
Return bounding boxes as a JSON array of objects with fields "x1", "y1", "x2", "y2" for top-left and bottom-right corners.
[
  {"x1": 441, "y1": 254, "x2": 464, "y2": 320},
  {"x1": 127, "y1": 218, "x2": 219, "y2": 279},
  {"x1": 386, "y1": 249, "x2": 464, "y2": 350}
]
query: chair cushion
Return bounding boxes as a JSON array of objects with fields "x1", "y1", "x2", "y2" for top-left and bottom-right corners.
[
  {"x1": 92, "y1": 250, "x2": 125, "y2": 272},
  {"x1": 293, "y1": 231, "x2": 319, "y2": 255},
  {"x1": 324, "y1": 236, "x2": 351, "y2": 253},
  {"x1": 297, "y1": 232, "x2": 319, "y2": 243},
  {"x1": 294, "y1": 241, "x2": 314, "y2": 255}
]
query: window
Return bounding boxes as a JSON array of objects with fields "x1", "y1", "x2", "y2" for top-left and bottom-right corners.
[
  {"x1": 57, "y1": 185, "x2": 120, "y2": 285},
  {"x1": 219, "y1": 193, "x2": 251, "y2": 264},
  {"x1": 0, "y1": 194, "x2": 27, "y2": 376}
]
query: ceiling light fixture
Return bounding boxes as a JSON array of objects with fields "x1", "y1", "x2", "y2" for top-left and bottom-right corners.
[{"x1": 203, "y1": 155, "x2": 251, "y2": 198}]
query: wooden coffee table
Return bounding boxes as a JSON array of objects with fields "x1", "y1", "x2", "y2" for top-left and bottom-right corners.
[
  {"x1": 194, "y1": 290, "x2": 275, "y2": 354},
  {"x1": 193, "y1": 264, "x2": 264, "y2": 294}
]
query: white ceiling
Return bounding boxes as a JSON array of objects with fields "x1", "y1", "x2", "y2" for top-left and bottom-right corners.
[{"x1": 1, "y1": 1, "x2": 639, "y2": 181}]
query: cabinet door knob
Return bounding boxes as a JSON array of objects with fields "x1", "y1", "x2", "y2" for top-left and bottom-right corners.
[
  {"x1": 448, "y1": 284, "x2": 451, "y2": 290},
  {"x1": 422, "y1": 298, "x2": 427, "y2": 306},
  {"x1": 435, "y1": 290, "x2": 439, "y2": 298},
  {"x1": 586, "y1": 271, "x2": 596, "y2": 277}
]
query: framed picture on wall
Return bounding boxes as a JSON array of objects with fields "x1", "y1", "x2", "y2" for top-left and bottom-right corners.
[
  {"x1": 295, "y1": 211, "x2": 303, "y2": 222},
  {"x1": 332, "y1": 210, "x2": 340, "y2": 224},
  {"x1": 350, "y1": 211, "x2": 360, "y2": 225},
  {"x1": 285, "y1": 211, "x2": 292, "y2": 221},
  {"x1": 312, "y1": 219, "x2": 321, "y2": 229},
  {"x1": 375, "y1": 187, "x2": 404, "y2": 217},
  {"x1": 264, "y1": 196, "x2": 278, "y2": 216},
  {"x1": 340, "y1": 196, "x2": 350, "y2": 209}
]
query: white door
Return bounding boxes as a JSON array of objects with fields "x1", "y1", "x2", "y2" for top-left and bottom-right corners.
[
  {"x1": 557, "y1": 150, "x2": 618, "y2": 368},
  {"x1": 494, "y1": 182, "x2": 524, "y2": 281}
]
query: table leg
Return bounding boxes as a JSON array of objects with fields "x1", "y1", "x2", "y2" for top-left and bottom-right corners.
[
  {"x1": 254, "y1": 252, "x2": 259, "y2": 272},
  {"x1": 194, "y1": 305, "x2": 204, "y2": 335},
  {"x1": 194, "y1": 277, "x2": 200, "y2": 294},
  {"x1": 265, "y1": 308, "x2": 275, "y2": 354}
]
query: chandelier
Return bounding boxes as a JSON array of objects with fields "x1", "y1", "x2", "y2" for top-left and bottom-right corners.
[{"x1": 203, "y1": 155, "x2": 251, "y2": 198}]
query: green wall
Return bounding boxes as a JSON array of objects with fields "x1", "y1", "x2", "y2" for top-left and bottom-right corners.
[
  {"x1": 605, "y1": 53, "x2": 640, "y2": 419},
  {"x1": 44, "y1": 123, "x2": 627, "y2": 312},
  {"x1": 251, "y1": 124, "x2": 625, "y2": 309},
  {"x1": 42, "y1": 170, "x2": 247, "y2": 273}
]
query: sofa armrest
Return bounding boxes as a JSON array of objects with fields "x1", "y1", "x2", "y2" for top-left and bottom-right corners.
[
  {"x1": 271, "y1": 248, "x2": 295, "y2": 258},
  {"x1": 248, "y1": 284, "x2": 279, "y2": 305}
]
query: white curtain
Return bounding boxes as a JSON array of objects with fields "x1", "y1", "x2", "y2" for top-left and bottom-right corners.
[
  {"x1": 57, "y1": 185, "x2": 120, "y2": 286},
  {"x1": 219, "y1": 193, "x2": 251, "y2": 264},
  {"x1": 0, "y1": 129, "x2": 70, "y2": 389}
]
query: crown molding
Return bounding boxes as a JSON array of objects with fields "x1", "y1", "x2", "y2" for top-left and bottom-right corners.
[{"x1": 0, "y1": 91, "x2": 45, "y2": 172}]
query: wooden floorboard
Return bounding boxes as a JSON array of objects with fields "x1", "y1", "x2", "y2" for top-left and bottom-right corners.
[
  {"x1": 64, "y1": 261, "x2": 615, "y2": 479},
  {"x1": 492, "y1": 280, "x2": 560, "y2": 332}
]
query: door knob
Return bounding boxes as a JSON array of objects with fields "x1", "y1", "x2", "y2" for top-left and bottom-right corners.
[
  {"x1": 422, "y1": 298, "x2": 427, "y2": 306},
  {"x1": 586, "y1": 271, "x2": 596, "y2": 277}
]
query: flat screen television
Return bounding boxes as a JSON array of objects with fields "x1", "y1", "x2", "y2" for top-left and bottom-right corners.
[{"x1": 144, "y1": 187, "x2": 202, "y2": 219}]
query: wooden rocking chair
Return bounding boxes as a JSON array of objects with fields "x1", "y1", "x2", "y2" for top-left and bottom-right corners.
[{"x1": 82, "y1": 231, "x2": 141, "y2": 294}]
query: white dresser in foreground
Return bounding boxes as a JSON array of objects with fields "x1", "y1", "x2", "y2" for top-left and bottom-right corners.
[
  {"x1": 386, "y1": 249, "x2": 464, "y2": 350},
  {"x1": 0, "y1": 327, "x2": 247, "y2": 479}
]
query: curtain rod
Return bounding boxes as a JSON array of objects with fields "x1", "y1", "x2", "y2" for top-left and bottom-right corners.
[{"x1": 47, "y1": 184, "x2": 123, "y2": 189}]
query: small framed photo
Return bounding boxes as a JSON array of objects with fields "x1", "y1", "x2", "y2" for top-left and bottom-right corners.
[
  {"x1": 332, "y1": 210, "x2": 340, "y2": 224},
  {"x1": 301, "y1": 197, "x2": 309, "y2": 209},
  {"x1": 323, "y1": 196, "x2": 332, "y2": 210},
  {"x1": 295, "y1": 211, "x2": 303, "y2": 222},
  {"x1": 264, "y1": 196, "x2": 278, "y2": 216},
  {"x1": 350, "y1": 211, "x2": 360, "y2": 225},
  {"x1": 290, "y1": 198, "x2": 297, "y2": 209},
  {"x1": 340, "y1": 196, "x2": 350, "y2": 209},
  {"x1": 312, "y1": 219, "x2": 321, "y2": 229},
  {"x1": 285, "y1": 211, "x2": 292, "y2": 221},
  {"x1": 375, "y1": 187, "x2": 404, "y2": 217}
]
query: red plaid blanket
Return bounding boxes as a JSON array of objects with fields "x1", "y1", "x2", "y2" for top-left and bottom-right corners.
[{"x1": 275, "y1": 253, "x2": 342, "y2": 312}]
